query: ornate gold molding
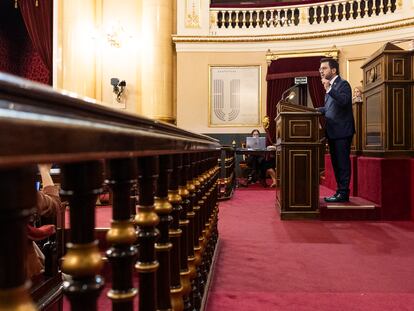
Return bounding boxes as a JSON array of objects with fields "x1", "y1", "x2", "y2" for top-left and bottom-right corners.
[
  {"x1": 266, "y1": 47, "x2": 339, "y2": 64},
  {"x1": 173, "y1": 17, "x2": 414, "y2": 43},
  {"x1": 185, "y1": 0, "x2": 201, "y2": 28}
]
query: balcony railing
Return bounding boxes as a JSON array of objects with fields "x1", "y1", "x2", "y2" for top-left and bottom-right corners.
[{"x1": 208, "y1": 0, "x2": 408, "y2": 36}]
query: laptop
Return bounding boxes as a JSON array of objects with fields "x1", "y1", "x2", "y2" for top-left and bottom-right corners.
[{"x1": 246, "y1": 137, "x2": 266, "y2": 149}]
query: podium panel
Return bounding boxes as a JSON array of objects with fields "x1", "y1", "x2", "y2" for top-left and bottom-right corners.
[{"x1": 275, "y1": 102, "x2": 321, "y2": 219}]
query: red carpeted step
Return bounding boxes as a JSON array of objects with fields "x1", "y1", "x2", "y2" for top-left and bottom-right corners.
[{"x1": 319, "y1": 185, "x2": 380, "y2": 220}]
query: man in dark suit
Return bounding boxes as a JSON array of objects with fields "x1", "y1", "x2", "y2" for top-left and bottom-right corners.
[{"x1": 317, "y1": 58, "x2": 355, "y2": 202}]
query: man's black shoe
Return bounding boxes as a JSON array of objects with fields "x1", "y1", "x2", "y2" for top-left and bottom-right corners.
[{"x1": 324, "y1": 193, "x2": 349, "y2": 203}]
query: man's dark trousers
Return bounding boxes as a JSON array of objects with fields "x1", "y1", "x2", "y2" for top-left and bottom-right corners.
[{"x1": 328, "y1": 136, "x2": 353, "y2": 196}]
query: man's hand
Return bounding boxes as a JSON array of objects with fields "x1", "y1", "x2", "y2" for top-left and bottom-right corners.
[{"x1": 321, "y1": 78, "x2": 330, "y2": 91}]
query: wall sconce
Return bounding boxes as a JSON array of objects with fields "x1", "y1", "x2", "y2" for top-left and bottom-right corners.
[
  {"x1": 110, "y1": 78, "x2": 126, "y2": 103},
  {"x1": 106, "y1": 22, "x2": 129, "y2": 48}
]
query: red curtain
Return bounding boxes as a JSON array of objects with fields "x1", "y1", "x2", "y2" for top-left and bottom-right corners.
[
  {"x1": 265, "y1": 56, "x2": 325, "y2": 143},
  {"x1": 265, "y1": 78, "x2": 294, "y2": 144},
  {"x1": 308, "y1": 76, "x2": 325, "y2": 109},
  {"x1": 19, "y1": 0, "x2": 53, "y2": 72},
  {"x1": 0, "y1": 1, "x2": 50, "y2": 84}
]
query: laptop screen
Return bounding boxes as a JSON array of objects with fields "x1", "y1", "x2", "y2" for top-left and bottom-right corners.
[{"x1": 246, "y1": 137, "x2": 266, "y2": 149}]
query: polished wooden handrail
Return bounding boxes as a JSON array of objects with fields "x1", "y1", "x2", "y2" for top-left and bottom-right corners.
[{"x1": 0, "y1": 73, "x2": 220, "y2": 167}]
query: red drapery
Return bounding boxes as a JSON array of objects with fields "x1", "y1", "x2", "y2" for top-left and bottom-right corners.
[
  {"x1": 0, "y1": 1, "x2": 50, "y2": 84},
  {"x1": 19, "y1": 0, "x2": 53, "y2": 73},
  {"x1": 265, "y1": 78, "x2": 293, "y2": 145},
  {"x1": 265, "y1": 56, "x2": 325, "y2": 143}
]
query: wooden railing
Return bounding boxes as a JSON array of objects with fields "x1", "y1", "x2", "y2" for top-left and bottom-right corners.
[
  {"x1": 217, "y1": 146, "x2": 236, "y2": 200},
  {"x1": 0, "y1": 73, "x2": 221, "y2": 311}
]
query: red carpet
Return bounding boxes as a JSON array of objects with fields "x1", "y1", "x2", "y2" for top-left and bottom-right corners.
[{"x1": 206, "y1": 189, "x2": 414, "y2": 311}]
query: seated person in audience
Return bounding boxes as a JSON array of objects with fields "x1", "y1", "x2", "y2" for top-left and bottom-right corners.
[
  {"x1": 26, "y1": 164, "x2": 61, "y2": 279},
  {"x1": 261, "y1": 116, "x2": 277, "y2": 188},
  {"x1": 245, "y1": 129, "x2": 277, "y2": 187},
  {"x1": 246, "y1": 129, "x2": 264, "y2": 184},
  {"x1": 352, "y1": 86, "x2": 363, "y2": 103}
]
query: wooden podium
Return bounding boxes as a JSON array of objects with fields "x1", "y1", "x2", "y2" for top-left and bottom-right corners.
[
  {"x1": 275, "y1": 101, "x2": 322, "y2": 219},
  {"x1": 361, "y1": 42, "x2": 414, "y2": 156}
]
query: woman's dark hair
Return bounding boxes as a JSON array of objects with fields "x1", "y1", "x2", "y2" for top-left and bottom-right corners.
[{"x1": 251, "y1": 129, "x2": 260, "y2": 136}]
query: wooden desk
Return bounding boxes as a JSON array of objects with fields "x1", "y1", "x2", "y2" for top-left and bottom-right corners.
[{"x1": 235, "y1": 148, "x2": 274, "y2": 157}]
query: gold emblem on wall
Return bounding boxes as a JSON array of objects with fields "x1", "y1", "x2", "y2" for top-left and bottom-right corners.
[
  {"x1": 185, "y1": 0, "x2": 201, "y2": 28},
  {"x1": 262, "y1": 115, "x2": 270, "y2": 130}
]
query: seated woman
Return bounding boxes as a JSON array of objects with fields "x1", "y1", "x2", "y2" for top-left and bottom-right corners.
[
  {"x1": 246, "y1": 129, "x2": 277, "y2": 187},
  {"x1": 26, "y1": 164, "x2": 61, "y2": 279}
]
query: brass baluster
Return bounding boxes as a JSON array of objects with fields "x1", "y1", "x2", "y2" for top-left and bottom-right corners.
[
  {"x1": 168, "y1": 154, "x2": 184, "y2": 311},
  {"x1": 184, "y1": 153, "x2": 197, "y2": 309},
  {"x1": 155, "y1": 155, "x2": 173, "y2": 311},
  {"x1": 135, "y1": 157, "x2": 160, "y2": 311},
  {"x1": 61, "y1": 161, "x2": 105, "y2": 311},
  {"x1": 177, "y1": 154, "x2": 192, "y2": 311},
  {"x1": 191, "y1": 153, "x2": 202, "y2": 309},
  {"x1": 106, "y1": 158, "x2": 138, "y2": 311}
]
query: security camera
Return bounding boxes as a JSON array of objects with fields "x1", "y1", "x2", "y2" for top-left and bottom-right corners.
[
  {"x1": 110, "y1": 78, "x2": 119, "y2": 87},
  {"x1": 110, "y1": 78, "x2": 126, "y2": 103}
]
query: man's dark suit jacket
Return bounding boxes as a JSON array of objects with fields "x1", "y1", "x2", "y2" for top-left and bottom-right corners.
[{"x1": 318, "y1": 76, "x2": 355, "y2": 140}]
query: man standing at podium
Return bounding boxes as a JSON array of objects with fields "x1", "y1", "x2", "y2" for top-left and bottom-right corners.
[{"x1": 317, "y1": 58, "x2": 355, "y2": 203}]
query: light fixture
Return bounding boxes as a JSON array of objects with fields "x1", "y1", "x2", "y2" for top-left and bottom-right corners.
[
  {"x1": 106, "y1": 22, "x2": 130, "y2": 48},
  {"x1": 286, "y1": 91, "x2": 296, "y2": 101}
]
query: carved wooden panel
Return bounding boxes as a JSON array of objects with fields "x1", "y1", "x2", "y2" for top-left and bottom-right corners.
[
  {"x1": 388, "y1": 55, "x2": 411, "y2": 80},
  {"x1": 387, "y1": 85, "x2": 412, "y2": 150},
  {"x1": 391, "y1": 88, "x2": 405, "y2": 146},
  {"x1": 364, "y1": 59, "x2": 382, "y2": 89},
  {"x1": 289, "y1": 120, "x2": 312, "y2": 139},
  {"x1": 364, "y1": 89, "x2": 383, "y2": 149},
  {"x1": 392, "y1": 58, "x2": 405, "y2": 77},
  {"x1": 277, "y1": 113, "x2": 319, "y2": 143},
  {"x1": 276, "y1": 143, "x2": 320, "y2": 219},
  {"x1": 288, "y1": 150, "x2": 311, "y2": 209}
]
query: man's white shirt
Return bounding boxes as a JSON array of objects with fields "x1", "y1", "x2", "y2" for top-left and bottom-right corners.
[{"x1": 327, "y1": 75, "x2": 339, "y2": 93}]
